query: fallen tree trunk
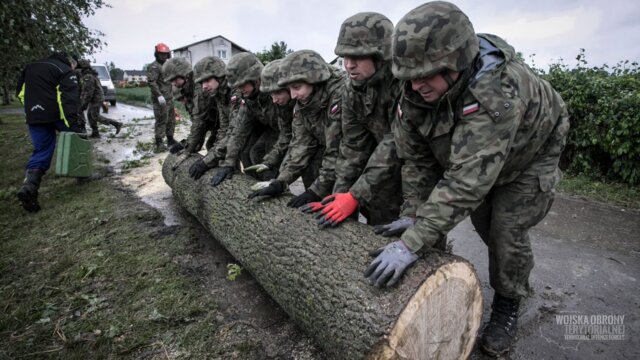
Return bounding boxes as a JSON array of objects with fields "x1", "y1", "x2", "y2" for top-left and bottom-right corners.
[{"x1": 163, "y1": 153, "x2": 483, "y2": 360}]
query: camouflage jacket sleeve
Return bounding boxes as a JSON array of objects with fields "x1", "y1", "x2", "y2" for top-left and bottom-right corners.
[
  {"x1": 349, "y1": 133, "x2": 398, "y2": 206},
  {"x1": 146, "y1": 63, "x2": 162, "y2": 98},
  {"x1": 261, "y1": 107, "x2": 293, "y2": 169},
  {"x1": 394, "y1": 105, "x2": 443, "y2": 219},
  {"x1": 333, "y1": 93, "x2": 377, "y2": 193},
  {"x1": 276, "y1": 112, "x2": 321, "y2": 185},
  {"x1": 400, "y1": 104, "x2": 519, "y2": 253},
  {"x1": 220, "y1": 103, "x2": 254, "y2": 168},
  {"x1": 308, "y1": 99, "x2": 343, "y2": 198},
  {"x1": 185, "y1": 88, "x2": 210, "y2": 153},
  {"x1": 80, "y1": 74, "x2": 94, "y2": 109},
  {"x1": 203, "y1": 94, "x2": 235, "y2": 165}
]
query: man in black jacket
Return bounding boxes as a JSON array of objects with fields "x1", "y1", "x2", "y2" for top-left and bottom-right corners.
[{"x1": 16, "y1": 51, "x2": 81, "y2": 212}]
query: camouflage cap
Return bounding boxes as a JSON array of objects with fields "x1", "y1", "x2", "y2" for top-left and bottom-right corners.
[
  {"x1": 277, "y1": 50, "x2": 330, "y2": 87},
  {"x1": 392, "y1": 1, "x2": 479, "y2": 80},
  {"x1": 194, "y1": 56, "x2": 226, "y2": 83},
  {"x1": 260, "y1": 59, "x2": 286, "y2": 93},
  {"x1": 226, "y1": 52, "x2": 263, "y2": 88},
  {"x1": 335, "y1": 12, "x2": 393, "y2": 60},
  {"x1": 162, "y1": 57, "x2": 192, "y2": 81}
]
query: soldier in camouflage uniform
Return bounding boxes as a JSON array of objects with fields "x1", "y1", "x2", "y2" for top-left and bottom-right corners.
[
  {"x1": 363, "y1": 2, "x2": 570, "y2": 356},
  {"x1": 302, "y1": 12, "x2": 404, "y2": 227},
  {"x1": 147, "y1": 43, "x2": 176, "y2": 151},
  {"x1": 248, "y1": 50, "x2": 346, "y2": 209},
  {"x1": 79, "y1": 61, "x2": 123, "y2": 138},
  {"x1": 74, "y1": 60, "x2": 89, "y2": 133},
  {"x1": 209, "y1": 53, "x2": 293, "y2": 187}
]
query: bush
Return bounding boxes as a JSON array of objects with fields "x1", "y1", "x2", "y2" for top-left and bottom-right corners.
[{"x1": 542, "y1": 50, "x2": 640, "y2": 185}]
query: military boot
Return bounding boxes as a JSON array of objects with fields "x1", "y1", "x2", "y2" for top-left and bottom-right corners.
[
  {"x1": 17, "y1": 169, "x2": 44, "y2": 212},
  {"x1": 480, "y1": 293, "x2": 520, "y2": 356},
  {"x1": 154, "y1": 137, "x2": 167, "y2": 153},
  {"x1": 166, "y1": 135, "x2": 177, "y2": 147},
  {"x1": 113, "y1": 121, "x2": 123, "y2": 135}
]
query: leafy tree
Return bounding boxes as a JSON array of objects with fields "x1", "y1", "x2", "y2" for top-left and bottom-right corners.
[
  {"x1": 0, "y1": 0, "x2": 108, "y2": 104},
  {"x1": 255, "y1": 41, "x2": 294, "y2": 64},
  {"x1": 108, "y1": 61, "x2": 124, "y2": 81}
]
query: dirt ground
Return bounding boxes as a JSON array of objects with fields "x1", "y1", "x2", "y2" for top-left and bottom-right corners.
[{"x1": 91, "y1": 103, "x2": 639, "y2": 359}]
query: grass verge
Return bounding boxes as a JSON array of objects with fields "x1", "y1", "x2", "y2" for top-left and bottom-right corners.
[
  {"x1": 116, "y1": 87, "x2": 189, "y2": 119},
  {"x1": 557, "y1": 173, "x2": 640, "y2": 209},
  {"x1": 0, "y1": 113, "x2": 233, "y2": 358}
]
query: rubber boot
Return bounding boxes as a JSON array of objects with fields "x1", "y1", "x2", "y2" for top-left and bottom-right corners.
[
  {"x1": 17, "y1": 169, "x2": 44, "y2": 212},
  {"x1": 113, "y1": 121, "x2": 123, "y2": 135},
  {"x1": 154, "y1": 137, "x2": 167, "y2": 153},
  {"x1": 480, "y1": 293, "x2": 520, "y2": 356},
  {"x1": 166, "y1": 135, "x2": 177, "y2": 147}
]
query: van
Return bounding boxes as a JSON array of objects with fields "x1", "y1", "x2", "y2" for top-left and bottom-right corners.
[{"x1": 91, "y1": 64, "x2": 117, "y2": 106}]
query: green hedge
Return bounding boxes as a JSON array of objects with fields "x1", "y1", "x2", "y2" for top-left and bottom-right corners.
[{"x1": 542, "y1": 51, "x2": 640, "y2": 185}]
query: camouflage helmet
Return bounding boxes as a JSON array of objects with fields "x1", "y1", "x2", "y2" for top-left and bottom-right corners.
[
  {"x1": 77, "y1": 59, "x2": 91, "y2": 69},
  {"x1": 277, "y1": 50, "x2": 330, "y2": 87},
  {"x1": 335, "y1": 12, "x2": 393, "y2": 60},
  {"x1": 193, "y1": 56, "x2": 226, "y2": 83},
  {"x1": 260, "y1": 59, "x2": 286, "y2": 93},
  {"x1": 391, "y1": 1, "x2": 479, "y2": 80},
  {"x1": 162, "y1": 57, "x2": 192, "y2": 81},
  {"x1": 226, "y1": 52, "x2": 263, "y2": 88}
]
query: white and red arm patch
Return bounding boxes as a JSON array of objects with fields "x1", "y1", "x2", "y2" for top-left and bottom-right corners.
[{"x1": 462, "y1": 102, "x2": 479, "y2": 116}]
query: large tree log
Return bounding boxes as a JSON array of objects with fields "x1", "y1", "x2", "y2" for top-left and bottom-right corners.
[{"x1": 163, "y1": 154, "x2": 483, "y2": 359}]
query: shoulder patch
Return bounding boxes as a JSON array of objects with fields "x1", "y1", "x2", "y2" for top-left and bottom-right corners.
[
  {"x1": 397, "y1": 104, "x2": 403, "y2": 119},
  {"x1": 230, "y1": 95, "x2": 238, "y2": 105},
  {"x1": 330, "y1": 102, "x2": 340, "y2": 114},
  {"x1": 462, "y1": 102, "x2": 480, "y2": 116}
]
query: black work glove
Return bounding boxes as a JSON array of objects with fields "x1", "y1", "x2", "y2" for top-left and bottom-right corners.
[
  {"x1": 189, "y1": 159, "x2": 210, "y2": 180},
  {"x1": 169, "y1": 139, "x2": 186, "y2": 154},
  {"x1": 364, "y1": 240, "x2": 419, "y2": 288},
  {"x1": 247, "y1": 179, "x2": 287, "y2": 199},
  {"x1": 373, "y1": 216, "x2": 417, "y2": 237},
  {"x1": 210, "y1": 166, "x2": 234, "y2": 187},
  {"x1": 287, "y1": 189, "x2": 321, "y2": 208}
]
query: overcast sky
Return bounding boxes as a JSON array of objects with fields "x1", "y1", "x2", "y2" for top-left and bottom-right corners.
[{"x1": 84, "y1": 0, "x2": 640, "y2": 71}]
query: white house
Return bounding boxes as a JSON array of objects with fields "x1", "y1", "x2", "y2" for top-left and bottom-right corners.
[
  {"x1": 172, "y1": 35, "x2": 250, "y2": 66},
  {"x1": 123, "y1": 70, "x2": 147, "y2": 82}
]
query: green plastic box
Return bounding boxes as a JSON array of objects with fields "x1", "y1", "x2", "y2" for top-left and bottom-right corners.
[{"x1": 55, "y1": 132, "x2": 93, "y2": 177}]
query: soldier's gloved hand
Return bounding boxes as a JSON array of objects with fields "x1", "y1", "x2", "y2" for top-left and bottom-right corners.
[
  {"x1": 210, "y1": 166, "x2": 234, "y2": 187},
  {"x1": 169, "y1": 140, "x2": 186, "y2": 154},
  {"x1": 300, "y1": 201, "x2": 324, "y2": 214},
  {"x1": 248, "y1": 179, "x2": 287, "y2": 199},
  {"x1": 189, "y1": 159, "x2": 210, "y2": 180},
  {"x1": 373, "y1": 217, "x2": 417, "y2": 237},
  {"x1": 364, "y1": 240, "x2": 418, "y2": 288},
  {"x1": 314, "y1": 192, "x2": 359, "y2": 228},
  {"x1": 157, "y1": 96, "x2": 166, "y2": 105},
  {"x1": 244, "y1": 163, "x2": 270, "y2": 174},
  {"x1": 287, "y1": 189, "x2": 321, "y2": 208},
  {"x1": 250, "y1": 181, "x2": 272, "y2": 192}
]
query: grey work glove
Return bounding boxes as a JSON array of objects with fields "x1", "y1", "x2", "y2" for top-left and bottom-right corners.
[
  {"x1": 157, "y1": 95, "x2": 166, "y2": 105},
  {"x1": 247, "y1": 179, "x2": 287, "y2": 199},
  {"x1": 189, "y1": 159, "x2": 210, "y2": 180},
  {"x1": 364, "y1": 240, "x2": 418, "y2": 288},
  {"x1": 210, "y1": 166, "x2": 234, "y2": 187},
  {"x1": 250, "y1": 181, "x2": 271, "y2": 191},
  {"x1": 244, "y1": 163, "x2": 270, "y2": 173},
  {"x1": 373, "y1": 216, "x2": 417, "y2": 237}
]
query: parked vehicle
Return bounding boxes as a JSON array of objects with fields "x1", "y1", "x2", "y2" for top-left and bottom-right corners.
[{"x1": 91, "y1": 64, "x2": 117, "y2": 106}]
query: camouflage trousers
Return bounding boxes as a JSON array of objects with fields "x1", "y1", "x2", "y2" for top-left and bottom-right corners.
[
  {"x1": 470, "y1": 170, "x2": 557, "y2": 299},
  {"x1": 153, "y1": 99, "x2": 176, "y2": 139},
  {"x1": 87, "y1": 104, "x2": 119, "y2": 130}
]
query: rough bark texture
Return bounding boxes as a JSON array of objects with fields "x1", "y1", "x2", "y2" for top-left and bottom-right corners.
[{"x1": 163, "y1": 153, "x2": 483, "y2": 359}]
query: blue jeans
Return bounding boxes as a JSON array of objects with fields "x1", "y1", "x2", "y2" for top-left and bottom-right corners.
[{"x1": 26, "y1": 121, "x2": 71, "y2": 171}]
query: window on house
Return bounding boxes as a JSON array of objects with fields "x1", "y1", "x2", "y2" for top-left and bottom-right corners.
[{"x1": 217, "y1": 50, "x2": 227, "y2": 59}]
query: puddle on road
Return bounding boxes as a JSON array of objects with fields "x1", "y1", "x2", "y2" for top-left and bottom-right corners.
[{"x1": 90, "y1": 103, "x2": 192, "y2": 226}]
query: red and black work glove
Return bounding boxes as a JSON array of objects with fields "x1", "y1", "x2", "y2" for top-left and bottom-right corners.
[{"x1": 314, "y1": 192, "x2": 359, "y2": 228}]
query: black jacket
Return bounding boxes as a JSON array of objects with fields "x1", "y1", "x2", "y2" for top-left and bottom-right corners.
[{"x1": 16, "y1": 53, "x2": 79, "y2": 126}]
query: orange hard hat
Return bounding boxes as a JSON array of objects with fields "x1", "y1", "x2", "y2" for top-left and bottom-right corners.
[{"x1": 155, "y1": 43, "x2": 170, "y2": 53}]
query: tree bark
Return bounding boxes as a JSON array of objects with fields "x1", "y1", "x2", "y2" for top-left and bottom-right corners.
[{"x1": 163, "y1": 153, "x2": 483, "y2": 360}]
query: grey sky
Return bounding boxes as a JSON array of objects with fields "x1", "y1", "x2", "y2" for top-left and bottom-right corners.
[{"x1": 84, "y1": 0, "x2": 640, "y2": 71}]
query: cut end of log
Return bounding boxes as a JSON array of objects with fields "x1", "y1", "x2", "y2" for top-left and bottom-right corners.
[{"x1": 369, "y1": 261, "x2": 483, "y2": 360}]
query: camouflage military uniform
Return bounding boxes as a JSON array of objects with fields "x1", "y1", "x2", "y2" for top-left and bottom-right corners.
[
  {"x1": 80, "y1": 67, "x2": 122, "y2": 134},
  {"x1": 201, "y1": 80, "x2": 240, "y2": 166},
  {"x1": 277, "y1": 63, "x2": 346, "y2": 198},
  {"x1": 74, "y1": 66, "x2": 87, "y2": 131},
  {"x1": 394, "y1": 33, "x2": 570, "y2": 298},
  {"x1": 147, "y1": 60, "x2": 176, "y2": 139}
]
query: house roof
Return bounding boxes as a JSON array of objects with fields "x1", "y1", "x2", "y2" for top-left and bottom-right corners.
[
  {"x1": 125, "y1": 70, "x2": 146, "y2": 76},
  {"x1": 173, "y1": 35, "x2": 250, "y2": 53}
]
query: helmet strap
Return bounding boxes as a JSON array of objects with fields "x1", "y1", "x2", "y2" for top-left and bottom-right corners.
[{"x1": 442, "y1": 70, "x2": 456, "y2": 88}]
